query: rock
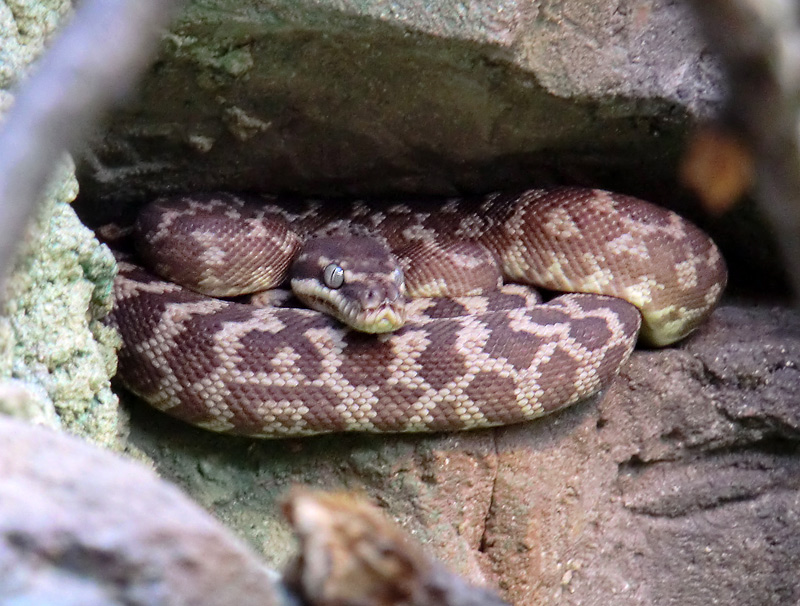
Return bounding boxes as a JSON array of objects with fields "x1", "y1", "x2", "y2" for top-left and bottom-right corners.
[
  {"x1": 0, "y1": 2, "x2": 123, "y2": 447},
  {"x1": 481, "y1": 306, "x2": 800, "y2": 605},
  {"x1": 0, "y1": 0, "x2": 72, "y2": 102},
  {"x1": 0, "y1": 417, "x2": 282, "y2": 606},
  {"x1": 125, "y1": 303, "x2": 800, "y2": 605},
  {"x1": 1, "y1": 158, "x2": 121, "y2": 446},
  {"x1": 76, "y1": 0, "x2": 722, "y2": 217}
]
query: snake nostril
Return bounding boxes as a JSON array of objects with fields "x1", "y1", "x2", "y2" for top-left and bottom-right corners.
[{"x1": 361, "y1": 287, "x2": 384, "y2": 309}]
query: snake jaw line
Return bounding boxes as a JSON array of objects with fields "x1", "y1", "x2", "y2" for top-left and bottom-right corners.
[{"x1": 354, "y1": 305, "x2": 407, "y2": 334}]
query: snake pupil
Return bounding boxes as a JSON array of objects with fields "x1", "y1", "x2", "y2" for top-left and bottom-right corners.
[{"x1": 323, "y1": 263, "x2": 345, "y2": 289}]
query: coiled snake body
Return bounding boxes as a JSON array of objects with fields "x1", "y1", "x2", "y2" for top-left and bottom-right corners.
[{"x1": 109, "y1": 188, "x2": 726, "y2": 437}]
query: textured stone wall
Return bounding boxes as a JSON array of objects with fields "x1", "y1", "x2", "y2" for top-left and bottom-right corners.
[
  {"x1": 0, "y1": 1, "x2": 121, "y2": 446},
  {"x1": 76, "y1": 0, "x2": 721, "y2": 219}
]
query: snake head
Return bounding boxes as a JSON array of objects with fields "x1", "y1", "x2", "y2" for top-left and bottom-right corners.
[{"x1": 290, "y1": 236, "x2": 408, "y2": 333}]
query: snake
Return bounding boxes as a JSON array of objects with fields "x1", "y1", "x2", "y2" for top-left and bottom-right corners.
[{"x1": 108, "y1": 187, "x2": 727, "y2": 437}]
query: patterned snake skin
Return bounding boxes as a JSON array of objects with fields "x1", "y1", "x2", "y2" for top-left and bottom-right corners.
[{"x1": 109, "y1": 187, "x2": 727, "y2": 437}]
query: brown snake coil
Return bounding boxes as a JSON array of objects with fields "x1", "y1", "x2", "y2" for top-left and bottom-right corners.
[{"x1": 109, "y1": 187, "x2": 726, "y2": 437}]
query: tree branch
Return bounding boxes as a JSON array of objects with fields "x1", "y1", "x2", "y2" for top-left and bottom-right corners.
[{"x1": 0, "y1": 0, "x2": 181, "y2": 296}]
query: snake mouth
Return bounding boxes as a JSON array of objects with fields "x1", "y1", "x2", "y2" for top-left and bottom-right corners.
[
  {"x1": 327, "y1": 295, "x2": 406, "y2": 333},
  {"x1": 351, "y1": 304, "x2": 407, "y2": 334},
  {"x1": 291, "y1": 281, "x2": 407, "y2": 333}
]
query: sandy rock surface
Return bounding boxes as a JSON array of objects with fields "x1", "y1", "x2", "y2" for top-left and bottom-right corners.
[{"x1": 0, "y1": 1, "x2": 121, "y2": 446}]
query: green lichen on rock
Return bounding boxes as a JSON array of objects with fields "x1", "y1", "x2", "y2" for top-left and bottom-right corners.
[
  {"x1": 0, "y1": 1, "x2": 124, "y2": 447},
  {"x1": 0, "y1": 0, "x2": 72, "y2": 92},
  {"x1": 2, "y1": 159, "x2": 121, "y2": 446}
]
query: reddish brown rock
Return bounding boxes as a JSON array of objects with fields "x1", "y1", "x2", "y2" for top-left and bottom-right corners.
[{"x1": 479, "y1": 303, "x2": 800, "y2": 605}]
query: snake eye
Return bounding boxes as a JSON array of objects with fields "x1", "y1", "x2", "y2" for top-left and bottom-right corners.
[{"x1": 323, "y1": 263, "x2": 345, "y2": 289}]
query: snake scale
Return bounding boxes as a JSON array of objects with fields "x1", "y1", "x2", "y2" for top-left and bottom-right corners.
[{"x1": 109, "y1": 187, "x2": 726, "y2": 437}]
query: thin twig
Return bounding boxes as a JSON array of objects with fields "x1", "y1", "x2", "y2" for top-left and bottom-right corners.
[
  {"x1": 0, "y1": 0, "x2": 181, "y2": 296},
  {"x1": 283, "y1": 489, "x2": 510, "y2": 606}
]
